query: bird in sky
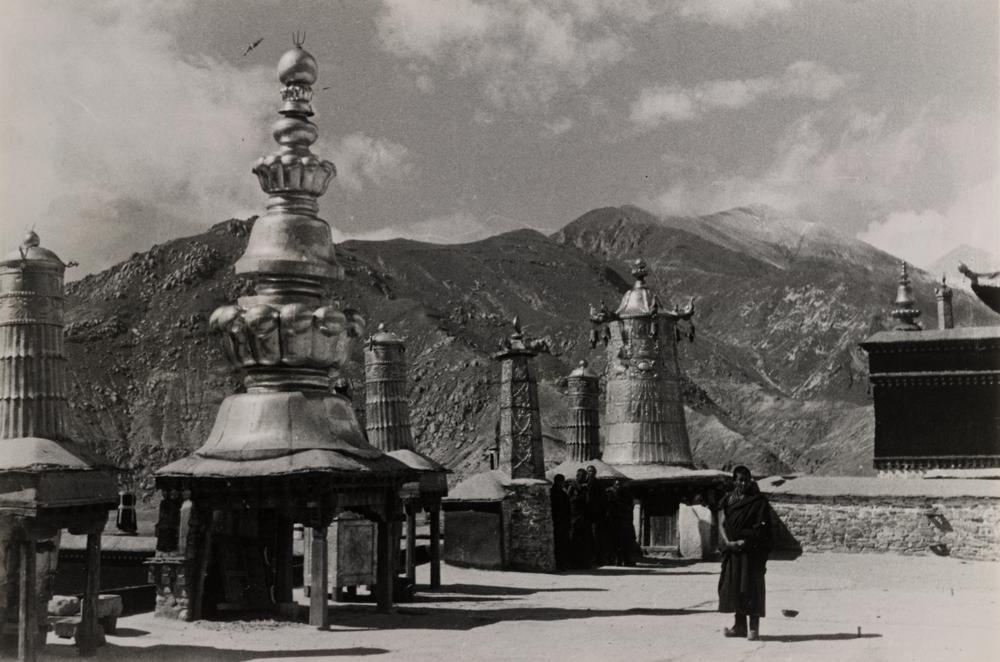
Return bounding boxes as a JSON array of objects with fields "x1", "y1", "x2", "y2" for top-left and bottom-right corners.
[{"x1": 243, "y1": 37, "x2": 263, "y2": 56}]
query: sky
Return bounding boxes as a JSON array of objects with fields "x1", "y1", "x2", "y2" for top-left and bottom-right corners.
[{"x1": 1, "y1": 0, "x2": 997, "y2": 276}]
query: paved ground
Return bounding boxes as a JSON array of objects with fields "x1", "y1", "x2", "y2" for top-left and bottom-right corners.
[{"x1": 42, "y1": 553, "x2": 999, "y2": 662}]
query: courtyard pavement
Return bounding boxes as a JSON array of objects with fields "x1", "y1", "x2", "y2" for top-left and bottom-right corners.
[{"x1": 41, "y1": 552, "x2": 999, "y2": 662}]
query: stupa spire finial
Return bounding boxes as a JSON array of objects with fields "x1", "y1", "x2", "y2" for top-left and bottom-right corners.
[{"x1": 891, "y1": 261, "x2": 922, "y2": 331}]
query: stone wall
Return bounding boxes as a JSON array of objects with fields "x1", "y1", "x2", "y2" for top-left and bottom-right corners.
[{"x1": 770, "y1": 495, "x2": 1000, "y2": 561}]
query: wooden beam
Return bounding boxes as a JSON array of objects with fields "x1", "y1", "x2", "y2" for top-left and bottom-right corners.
[
  {"x1": 429, "y1": 506, "x2": 441, "y2": 589},
  {"x1": 309, "y1": 525, "x2": 329, "y2": 628},
  {"x1": 18, "y1": 538, "x2": 37, "y2": 662},
  {"x1": 76, "y1": 533, "x2": 102, "y2": 656}
]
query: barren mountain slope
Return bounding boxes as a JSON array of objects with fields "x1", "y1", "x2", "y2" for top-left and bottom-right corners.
[
  {"x1": 61, "y1": 206, "x2": 996, "y2": 497},
  {"x1": 553, "y1": 205, "x2": 998, "y2": 476},
  {"x1": 62, "y1": 218, "x2": 779, "y2": 497}
]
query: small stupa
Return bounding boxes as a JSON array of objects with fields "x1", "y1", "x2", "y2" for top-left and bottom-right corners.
[
  {"x1": 148, "y1": 37, "x2": 416, "y2": 627},
  {"x1": 0, "y1": 231, "x2": 117, "y2": 659}
]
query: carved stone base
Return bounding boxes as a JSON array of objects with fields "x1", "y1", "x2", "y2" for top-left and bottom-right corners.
[
  {"x1": 147, "y1": 557, "x2": 191, "y2": 621},
  {"x1": 502, "y1": 480, "x2": 555, "y2": 572}
]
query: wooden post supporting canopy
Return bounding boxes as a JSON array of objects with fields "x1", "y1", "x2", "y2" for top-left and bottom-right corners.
[
  {"x1": 18, "y1": 538, "x2": 37, "y2": 662},
  {"x1": 375, "y1": 515, "x2": 394, "y2": 612},
  {"x1": 76, "y1": 533, "x2": 102, "y2": 656},
  {"x1": 405, "y1": 507, "x2": 417, "y2": 588},
  {"x1": 309, "y1": 524, "x2": 329, "y2": 628},
  {"x1": 429, "y1": 506, "x2": 441, "y2": 589},
  {"x1": 274, "y1": 515, "x2": 294, "y2": 605},
  {"x1": 190, "y1": 506, "x2": 214, "y2": 622}
]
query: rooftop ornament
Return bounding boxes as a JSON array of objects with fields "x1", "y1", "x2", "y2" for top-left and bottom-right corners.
[
  {"x1": 0, "y1": 231, "x2": 117, "y2": 658},
  {"x1": 958, "y1": 262, "x2": 1000, "y2": 315},
  {"x1": 585, "y1": 257, "x2": 697, "y2": 467},
  {"x1": 150, "y1": 37, "x2": 414, "y2": 628},
  {"x1": 891, "y1": 262, "x2": 922, "y2": 331},
  {"x1": 364, "y1": 322, "x2": 449, "y2": 589},
  {"x1": 589, "y1": 259, "x2": 695, "y2": 350},
  {"x1": 495, "y1": 317, "x2": 550, "y2": 480}
]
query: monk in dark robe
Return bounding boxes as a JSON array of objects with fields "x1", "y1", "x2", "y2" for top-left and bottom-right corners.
[
  {"x1": 585, "y1": 465, "x2": 608, "y2": 566},
  {"x1": 718, "y1": 465, "x2": 772, "y2": 641},
  {"x1": 567, "y1": 469, "x2": 593, "y2": 569},
  {"x1": 607, "y1": 479, "x2": 637, "y2": 566},
  {"x1": 550, "y1": 474, "x2": 571, "y2": 571}
]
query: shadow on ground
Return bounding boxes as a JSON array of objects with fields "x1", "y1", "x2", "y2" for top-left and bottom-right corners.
[
  {"x1": 41, "y1": 644, "x2": 389, "y2": 661},
  {"x1": 575, "y1": 568, "x2": 717, "y2": 577},
  {"x1": 323, "y1": 605, "x2": 712, "y2": 631},
  {"x1": 635, "y1": 557, "x2": 702, "y2": 568},
  {"x1": 429, "y1": 583, "x2": 607, "y2": 596},
  {"x1": 564, "y1": 558, "x2": 715, "y2": 577},
  {"x1": 404, "y1": 594, "x2": 514, "y2": 604},
  {"x1": 761, "y1": 633, "x2": 883, "y2": 643}
]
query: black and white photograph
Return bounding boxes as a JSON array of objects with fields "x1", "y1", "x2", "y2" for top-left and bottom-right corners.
[{"x1": 0, "y1": 1, "x2": 997, "y2": 660}]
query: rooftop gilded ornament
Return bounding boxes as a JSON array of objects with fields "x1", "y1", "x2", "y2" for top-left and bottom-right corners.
[
  {"x1": 891, "y1": 261, "x2": 922, "y2": 331},
  {"x1": 582, "y1": 255, "x2": 697, "y2": 467},
  {"x1": 239, "y1": 32, "x2": 339, "y2": 288},
  {"x1": 152, "y1": 36, "x2": 416, "y2": 628},
  {"x1": 207, "y1": 37, "x2": 365, "y2": 394},
  {"x1": 191, "y1": 36, "x2": 373, "y2": 457},
  {"x1": 588, "y1": 258, "x2": 694, "y2": 348},
  {"x1": 496, "y1": 316, "x2": 550, "y2": 357}
]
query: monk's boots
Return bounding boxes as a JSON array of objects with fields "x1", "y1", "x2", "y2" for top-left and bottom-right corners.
[
  {"x1": 747, "y1": 615, "x2": 761, "y2": 641},
  {"x1": 724, "y1": 614, "x2": 747, "y2": 638},
  {"x1": 724, "y1": 614, "x2": 760, "y2": 640}
]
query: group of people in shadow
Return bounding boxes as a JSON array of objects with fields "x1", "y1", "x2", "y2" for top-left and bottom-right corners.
[{"x1": 550, "y1": 466, "x2": 638, "y2": 570}]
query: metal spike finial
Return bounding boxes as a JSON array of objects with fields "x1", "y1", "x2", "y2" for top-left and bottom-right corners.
[
  {"x1": 293, "y1": 30, "x2": 306, "y2": 47},
  {"x1": 936, "y1": 273, "x2": 954, "y2": 329}
]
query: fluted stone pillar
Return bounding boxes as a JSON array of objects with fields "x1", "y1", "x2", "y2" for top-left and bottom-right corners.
[
  {"x1": 566, "y1": 360, "x2": 600, "y2": 462},
  {"x1": 365, "y1": 324, "x2": 413, "y2": 452}
]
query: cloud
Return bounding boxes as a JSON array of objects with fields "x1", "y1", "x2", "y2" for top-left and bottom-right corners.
[
  {"x1": 643, "y1": 105, "x2": 998, "y2": 265},
  {"x1": 376, "y1": 0, "x2": 493, "y2": 60},
  {"x1": 0, "y1": 2, "x2": 411, "y2": 276},
  {"x1": 631, "y1": 88, "x2": 700, "y2": 125},
  {"x1": 415, "y1": 74, "x2": 436, "y2": 93},
  {"x1": 376, "y1": 0, "x2": 667, "y2": 113},
  {"x1": 630, "y1": 61, "x2": 850, "y2": 129},
  {"x1": 676, "y1": 0, "x2": 800, "y2": 29},
  {"x1": 858, "y1": 177, "x2": 1000, "y2": 268},
  {"x1": 543, "y1": 116, "x2": 575, "y2": 135},
  {"x1": 324, "y1": 133, "x2": 413, "y2": 192},
  {"x1": 347, "y1": 211, "x2": 528, "y2": 244},
  {"x1": 0, "y1": 1, "x2": 274, "y2": 275}
]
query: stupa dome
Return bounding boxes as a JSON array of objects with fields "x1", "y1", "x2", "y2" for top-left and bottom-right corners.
[{"x1": 277, "y1": 46, "x2": 317, "y2": 86}]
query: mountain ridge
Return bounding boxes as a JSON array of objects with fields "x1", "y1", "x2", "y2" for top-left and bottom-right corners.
[{"x1": 56, "y1": 205, "x2": 999, "y2": 498}]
